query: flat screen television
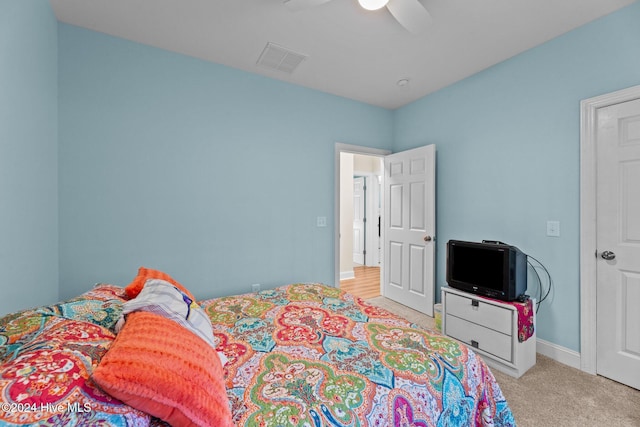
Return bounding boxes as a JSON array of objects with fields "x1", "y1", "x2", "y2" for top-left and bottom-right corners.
[{"x1": 446, "y1": 240, "x2": 527, "y2": 301}]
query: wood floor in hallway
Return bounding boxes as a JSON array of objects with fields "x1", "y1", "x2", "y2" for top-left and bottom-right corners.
[{"x1": 340, "y1": 265, "x2": 380, "y2": 299}]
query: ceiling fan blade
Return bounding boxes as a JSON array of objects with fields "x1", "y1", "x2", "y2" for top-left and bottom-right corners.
[
  {"x1": 283, "y1": 0, "x2": 334, "y2": 12},
  {"x1": 386, "y1": 0, "x2": 433, "y2": 35}
]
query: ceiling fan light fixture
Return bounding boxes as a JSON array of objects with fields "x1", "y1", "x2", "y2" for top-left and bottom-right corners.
[{"x1": 358, "y1": 0, "x2": 389, "y2": 11}]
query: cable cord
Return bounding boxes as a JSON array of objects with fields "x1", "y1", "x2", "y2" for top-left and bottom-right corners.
[{"x1": 526, "y1": 254, "x2": 552, "y2": 313}]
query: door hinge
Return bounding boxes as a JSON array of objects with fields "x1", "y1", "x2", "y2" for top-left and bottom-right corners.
[{"x1": 363, "y1": 250, "x2": 366, "y2": 255}]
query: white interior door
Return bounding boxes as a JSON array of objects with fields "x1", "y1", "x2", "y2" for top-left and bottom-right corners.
[
  {"x1": 596, "y1": 97, "x2": 640, "y2": 390},
  {"x1": 383, "y1": 145, "x2": 435, "y2": 315},
  {"x1": 353, "y1": 176, "x2": 366, "y2": 265}
]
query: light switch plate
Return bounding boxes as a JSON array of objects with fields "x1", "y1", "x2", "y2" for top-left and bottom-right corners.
[{"x1": 547, "y1": 220, "x2": 560, "y2": 237}]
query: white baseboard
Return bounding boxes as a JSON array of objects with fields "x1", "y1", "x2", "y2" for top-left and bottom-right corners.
[
  {"x1": 536, "y1": 338, "x2": 581, "y2": 370},
  {"x1": 340, "y1": 271, "x2": 355, "y2": 281}
]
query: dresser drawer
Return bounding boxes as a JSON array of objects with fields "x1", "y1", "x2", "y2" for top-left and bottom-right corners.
[
  {"x1": 445, "y1": 314, "x2": 513, "y2": 362},
  {"x1": 444, "y1": 292, "x2": 512, "y2": 335}
]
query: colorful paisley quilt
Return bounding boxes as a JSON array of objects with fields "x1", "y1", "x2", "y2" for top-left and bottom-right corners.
[
  {"x1": 203, "y1": 283, "x2": 515, "y2": 427},
  {"x1": 0, "y1": 285, "x2": 153, "y2": 426},
  {"x1": 1, "y1": 283, "x2": 515, "y2": 426}
]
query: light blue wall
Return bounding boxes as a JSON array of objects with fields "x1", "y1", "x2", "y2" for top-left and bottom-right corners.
[
  {"x1": 0, "y1": 0, "x2": 58, "y2": 316},
  {"x1": 393, "y1": 2, "x2": 640, "y2": 352},
  {"x1": 10, "y1": 2, "x2": 638, "y2": 352},
  {"x1": 58, "y1": 24, "x2": 393, "y2": 300}
]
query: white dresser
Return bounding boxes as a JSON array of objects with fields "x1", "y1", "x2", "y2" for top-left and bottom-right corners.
[{"x1": 442, "y1": 287, "x2": 536, "y2": 378}]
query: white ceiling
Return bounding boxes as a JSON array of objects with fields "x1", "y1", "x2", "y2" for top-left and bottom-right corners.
[{"x1": 50, "y1": 0, "x2": 636, "y2": 109}]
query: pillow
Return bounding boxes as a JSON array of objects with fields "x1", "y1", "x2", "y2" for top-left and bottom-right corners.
[
  {"x1": 91, "y1": 311, "x2": 232, "y2": 427},
  {"x1": 119, "y1": 279, "x2": 216, "y2": 349},
  {"x1": 125, "y1": 266, "x2": 195, "y2": 300}
]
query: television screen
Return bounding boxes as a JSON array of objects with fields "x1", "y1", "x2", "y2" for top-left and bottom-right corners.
[
  {"x1": 447, "y1": 240, "x2": 528, "y2": 301},
  {"x1": 449, "y1": 245, "x2": 505, "y2": 291}
]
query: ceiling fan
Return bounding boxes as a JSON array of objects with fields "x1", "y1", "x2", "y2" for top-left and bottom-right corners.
[{"x1": 283, "y1": 0, "x2": 433, "y2": 35}]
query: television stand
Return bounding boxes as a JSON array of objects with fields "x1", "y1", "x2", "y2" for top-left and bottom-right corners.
[{"x1": 441, "y1": 287, "x2": 536, "y2": 378}]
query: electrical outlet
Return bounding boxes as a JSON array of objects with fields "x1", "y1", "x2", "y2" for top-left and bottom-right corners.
[
  {"x1": 316, "y1": 216, "x2": 327, "y2": 227},
  {"x1": 252, "y1": 283, "x2": 261, "y2": 292}
]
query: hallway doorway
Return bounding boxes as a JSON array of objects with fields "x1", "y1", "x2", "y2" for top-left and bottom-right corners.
[{"x1": 335, "y1": 143, "x2": 389, "y2": 299}]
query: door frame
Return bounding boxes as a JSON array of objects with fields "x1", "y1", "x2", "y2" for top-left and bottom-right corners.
[
  {"x1": 334, "y1": 143, "x2": 391, "y2": 287},
  {"x1": 579, "y1": 84, "x2": 640, "y2": 375}
]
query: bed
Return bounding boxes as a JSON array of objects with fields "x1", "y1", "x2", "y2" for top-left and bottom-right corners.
[{"x1": 0, "y1": 272, "x2": 515, "y2": 426}]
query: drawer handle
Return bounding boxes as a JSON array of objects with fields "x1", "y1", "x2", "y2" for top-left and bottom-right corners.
[
  {"x1": 471, "y1": 300, "x2": 479, "y2": 307},
  {"x1": 471, "y1": 340, "x2": 479, "y2": 349}
]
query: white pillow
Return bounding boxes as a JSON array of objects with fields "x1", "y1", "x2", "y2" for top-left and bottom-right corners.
[{"x1": 117, "y1": 279, "x2": 228, "y2": 365}]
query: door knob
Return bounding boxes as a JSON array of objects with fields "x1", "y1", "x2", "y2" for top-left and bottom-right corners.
[
  {"x1": 601, "y1": 251, "x2": 616, "y2": 260},
  {"x1": 423, "y1": 235, "x2": 432, "y2": 242}
]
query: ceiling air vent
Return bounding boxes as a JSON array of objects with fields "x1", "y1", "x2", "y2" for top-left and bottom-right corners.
[{"x1": 257, "y1": 42, "x2": 307, "y2": 74}]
